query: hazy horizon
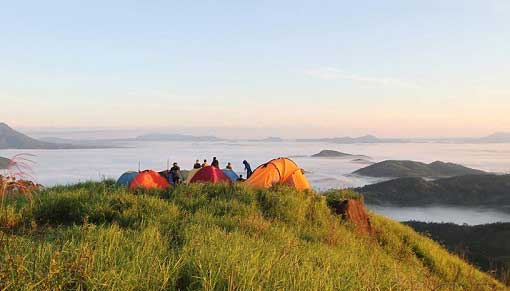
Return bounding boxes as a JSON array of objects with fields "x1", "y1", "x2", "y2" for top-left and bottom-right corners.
[{"x1": 14, "y1": 124, "x2": 508, "y2": 140}]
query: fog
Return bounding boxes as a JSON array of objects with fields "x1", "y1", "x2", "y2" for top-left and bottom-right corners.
[
  {"x1": 2, "y1": 141, "x2": 510, "y2": 224},
  {"x1": 368, "y1": 205, "x2": 510, "y2": 225}
]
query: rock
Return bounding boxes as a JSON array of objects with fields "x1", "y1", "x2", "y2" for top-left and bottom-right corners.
[{"x1": 331, "y1": 199, "x2": 373, "y2": 235}]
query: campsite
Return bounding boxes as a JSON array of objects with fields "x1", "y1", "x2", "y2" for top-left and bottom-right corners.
[
  {"x1": 115, "y1": 157, "x2": 311, "y2": 191},
  {"x1": 2, "y1": 0, "x2": 510, "y2": 289}
]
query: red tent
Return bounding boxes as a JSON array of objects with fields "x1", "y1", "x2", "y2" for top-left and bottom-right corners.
[
  {"x1": 129, "y1": 170, "x2": 171, "y2": 190},
  {"x1": 189, "y1": 166, "x2": 232, "y2": 184}
]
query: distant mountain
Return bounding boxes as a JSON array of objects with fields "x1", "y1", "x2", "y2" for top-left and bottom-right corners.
[
  {"x1": 353, "y1": 160, "x2": 486, "y2": 178},
  {"x1": 406, "y1": 221, "x2": 510, "y2": 283},
  {"x1": 311, "y1": 149, "x2": 369, "y2": 159},
  {"x1": 357, "y1": 174, "x2": 510, "y2": 209},
  {"x1": 254, "y1": 137, "x2": 283, "y2": 142},
  {"x1": 0, "y1": 122, "x2": 106, "y2": 149},
  {"x1": 297, "y1": 135, "x2": 386, "y2": 144},
  {"x1": 478, "y1": 132, "x2": 510, "y2": 143},
  {"x1": 37, "y1": 137, "x2": 123, "y2": 148},
  {"x1": 0, "y1": 156, "x2": 11, "y2": 169},
  {"x1": 135, "y1": 133, "x2": 223, "y2": 142}
]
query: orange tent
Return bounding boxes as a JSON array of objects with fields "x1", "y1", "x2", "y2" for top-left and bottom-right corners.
[
  {"x1": 129, "y1": 170, "x2": 171, "y2": 190},
  {"x1": 244, "y1": 158, "x2": 311, "y2": 190}
]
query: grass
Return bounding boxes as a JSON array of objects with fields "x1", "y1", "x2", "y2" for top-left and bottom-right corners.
[{"x1": 0, "y1": 181, "x2": 506, "y2": 290}]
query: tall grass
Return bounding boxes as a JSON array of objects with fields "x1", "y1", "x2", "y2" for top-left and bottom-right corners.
[{"x1": 0, "y1": 182, "x2": 505, "y2": 290}]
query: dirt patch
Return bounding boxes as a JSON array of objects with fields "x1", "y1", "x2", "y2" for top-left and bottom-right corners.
[{"x1": 331, "y1": 199, "x2": 373, "y2": 235}]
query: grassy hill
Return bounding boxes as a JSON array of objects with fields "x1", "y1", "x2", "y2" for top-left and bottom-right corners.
[
  {"x1": 354, "y1": 160, "x2": 486, "y2": 178},
  {"x1": 0, "y1": 182, "x2": 505, "y2": 290},
  {"x1": 358, "y1": 174, "x2": 510, "y2": 210},
  {"x1": 406, "y1": 221, "x2": 510, "y2": 285}
]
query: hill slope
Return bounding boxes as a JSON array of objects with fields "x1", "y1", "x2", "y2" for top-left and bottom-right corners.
[
  {"x1": 0, "y1": 182, "x2": 504, "y2": 290},
  {"x1": 354, "y1": 160, "x2": 486, "y2": 178},
  {"x1": 0, "y1": 122, "x2": 82, "y2": 149},
  {"x1": 358, "y1": 174, "x2": 510, "y2": 209},
  {"x1": 406, "y1": 221, "x2": 510, "y2": 285}
]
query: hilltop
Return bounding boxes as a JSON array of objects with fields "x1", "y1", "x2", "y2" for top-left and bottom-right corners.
[
  {"x1": 406, "y1": 221, "x2": 510, "y2": 285},
  {"x1": 353, "y1": 160, "x2": 486, "y2": 178},
  {"x1": 0, "y1": 123, "x2": 104, "y2": 149},
  {"x1": 358, "y1": 174, "x2": 510, "y2": 210},
  {"x1": 311, "y1": 149, "x2": 369, "y2": 159},
  {"x1": 0, "y1": 182, "x2": 505, "y2": 290}
]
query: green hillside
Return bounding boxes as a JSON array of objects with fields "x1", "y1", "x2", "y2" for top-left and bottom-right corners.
[
  {"x1": 406, "y1": 221, "x2": 510, "y2": 285},
  {"x1": 0, "y1": 182, "x2": 505, "y2": 290},
  {"x1": 358, "y1": 174, "x2": 510, "y2": 209},
  {"x1": 354, "y1": 160, "x2": 486, "y2": 178}
]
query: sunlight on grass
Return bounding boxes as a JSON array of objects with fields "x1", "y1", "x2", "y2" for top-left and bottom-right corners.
[{"x1": 0, "y1": 181, "x2": 505, "y2": 290}]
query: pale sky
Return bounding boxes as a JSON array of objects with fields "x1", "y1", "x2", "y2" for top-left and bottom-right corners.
[{"x1": 1, "y1": 0, "x2": 509, "y2": 138}]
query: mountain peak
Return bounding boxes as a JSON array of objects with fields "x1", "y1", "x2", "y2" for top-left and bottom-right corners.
[{"x1": 0, "y1": 122, "x2": 80, "y2": 149}]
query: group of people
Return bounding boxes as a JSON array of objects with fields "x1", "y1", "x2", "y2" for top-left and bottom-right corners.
[{"x1": 167, "y1": 157, "x2": 253, "y2": 184}]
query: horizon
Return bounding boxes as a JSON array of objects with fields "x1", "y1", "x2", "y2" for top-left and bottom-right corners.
[
  {"x1": 7, "y1": 122, "x2": 508, "y2": 140},
  {"x1": 1, "y1": 1, "x2": 510, "y2": 138}
]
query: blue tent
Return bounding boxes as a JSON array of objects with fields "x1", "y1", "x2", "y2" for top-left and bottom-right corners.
[
  {"x1": 222, "y1": 169, "x2": 239, "y2": 182},
  {"x1": 158, "y1": 170, "x2": 175, "y2": 184},
  {"x1": 117, "y1": 171, "x2": 138, "y2": 187}
]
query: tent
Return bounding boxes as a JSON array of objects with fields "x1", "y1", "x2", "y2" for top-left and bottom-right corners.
[
  {"x1": 244, "y1": 158, "x2": 311, "y2": 190},
  {"x1": 117, "y1": 171, "x2": 138, "y2": 187},
  {"x1": 185, "y1": 168, "x2": 200, "y2": 184},
  {"x1": 158, "y1": 170, "x2": 174, "y2": 184},
  {"x1": 127, "y1": 170, "x2": 171, "y2": 190},
  {"x1": 189, "y1": 166, "x2": 231, "y2": 184},
  {"x1": 222, "y1": 169, "x2": 239, "y2": 182}
]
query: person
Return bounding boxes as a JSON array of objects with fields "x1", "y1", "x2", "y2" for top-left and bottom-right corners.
[
  {"x1": 202, "y1": 159, "x2": 208, "y2": 167},
  {"x1": 170, "y1": 162, "x2": 182, "y2": 184},
  {"x1": 226, "y1": 162, "x2": 233, "y2": 170},
  {"x1": 193, "y1": 160, "x2": 201, "y2": 169},
  {"x1": 236, "y1": 174, "x2": 245, "y2": 182},
  {"x1": 243, "y1": 160, "x2": 252, "y2": 178},
  {"x1": 211, "y1": 157, "x2": 219, "y2": 168}
]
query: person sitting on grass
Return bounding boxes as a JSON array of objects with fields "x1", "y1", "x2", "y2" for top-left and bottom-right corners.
[
  {"x1": 193, "y1": 160, "x2": 201, "y2": 169},
  {"x1": 226, "y1": 162, "x2": 233, "y2": 170},
  {"x1": 202, "y1": 159, "x2": 208, "y2": 167}
]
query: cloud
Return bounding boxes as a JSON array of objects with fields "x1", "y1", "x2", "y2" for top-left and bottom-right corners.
[{"x1": 305, "y1": 67, "x2": 421, "y2": 89}]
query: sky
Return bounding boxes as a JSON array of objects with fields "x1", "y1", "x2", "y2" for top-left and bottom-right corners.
[{"x1": 1, "y1": 0, "x2": 509, "y2": 138}]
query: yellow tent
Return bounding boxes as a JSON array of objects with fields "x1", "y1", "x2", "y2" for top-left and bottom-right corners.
[{"x1": 244, "y1": 158, "x2": 311, "y2": 190}]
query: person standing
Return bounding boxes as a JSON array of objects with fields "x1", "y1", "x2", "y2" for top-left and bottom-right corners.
[
  {"x1": 211, "y1": 157, "x2": 219, "y2": 168},
  {"x1": 170, "y1": 162, "x2": 182, "y2": 184},
  {"x1": 243, "y1": 160, "x2": 252, "y2": 178}
]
